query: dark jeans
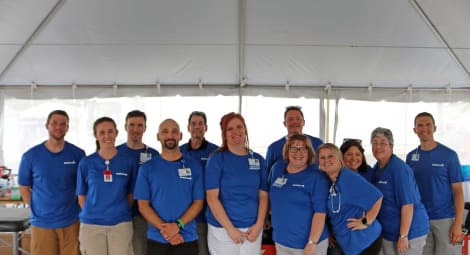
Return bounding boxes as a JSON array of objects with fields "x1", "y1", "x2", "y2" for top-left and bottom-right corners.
[
  {"x1": 147, "y1": 239, "x2": 198, "y2": 255},
  {"x1": 360, "y1": 235, "x2": 383, "y2": 255}
]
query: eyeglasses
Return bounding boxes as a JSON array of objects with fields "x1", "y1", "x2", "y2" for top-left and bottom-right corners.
[
  {"x1": 371, "y1": 142, "x2": 390, "y2": 147},
  {"x1": 289, "y1": 146, "x2": 307, "y2": 153},
  {"x1": 343, "y1": 138, "x2": 362, "y2": 145}
]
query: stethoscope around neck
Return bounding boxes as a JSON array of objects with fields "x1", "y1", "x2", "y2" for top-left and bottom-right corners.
[{"x1": 329, "y1": 171, "x2": 342, "y2": 213}]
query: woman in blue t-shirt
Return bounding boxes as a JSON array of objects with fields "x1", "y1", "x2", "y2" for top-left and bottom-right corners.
[
  {"x1": 340, "y1": 139, "x2": 375, "y2": 183},
  {"x1": 270, "y1": 134, "x2": 329, "y2": 255},
  {"x1": 205, "y1": 112, "x2": 269, "y2": 255},
  {"x1": 77, "y1": 117, "x2": 137, "y2": 255},
  {"x1": 318, "y1": 143, "x2": 383, "y2": 255},
  {"x1": 370, "y1": 127, "x2": 429, "y2": 255}
]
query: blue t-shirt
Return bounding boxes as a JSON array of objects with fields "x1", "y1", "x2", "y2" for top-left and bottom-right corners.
[
  {"x1": 117, "y1": 143, "x2": 159, "y2": 167},
  {"x1": 326, "y1": 168, "x2": 382, "y2": 255},
  {"x1": 133, "y1": 155, "x2": 204, "y2": 243},
  {"x1": 18, "y1": 142, "x2": 85, "y2": 228},
  {"x1": 117, "y1": 143, "x2": 159, "y2": 216},
  {"x1": 205, "y1": 150, "x2": 268, "y2": 228},
  {"x1": 269, "y1": 163, "x2": 329, "y2": 249},
  {"x1": 180, "y1": 139, "x2": 219, "y2": 223},
  {"x1": 406, "y1": 143, "x2": 463, "y2": 220},
  {"x1": 266, "y1": 134, "x2": 323, "y2": 172},
  {"x1": 358, "y1": 165, "x2": 375, "y2": 183},
  {"x1": 372, "y1": 155, "x2": 429, "y2": 241},
  {"x1": 76, "y1": 151, "x2": 137, "y2": 226}
]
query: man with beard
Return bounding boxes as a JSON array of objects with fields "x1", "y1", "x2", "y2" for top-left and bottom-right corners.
[
  {"x1": 18, "y1": 110, "x2": 86, "y2": 255},
  {"x1": 134, "y1": 119, "x2": 204, "y2": 255},
  {"x1": 180, "y1": 111, "x2": 218, "y2": 255},
  {"x1": 117, "y1": 110, "x2": 159, "y2": 255}
]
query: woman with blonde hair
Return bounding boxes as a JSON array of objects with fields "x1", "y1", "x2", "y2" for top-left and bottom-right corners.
[{"x1": 318, "y1": 143, "x2": 383, "y2": 255}]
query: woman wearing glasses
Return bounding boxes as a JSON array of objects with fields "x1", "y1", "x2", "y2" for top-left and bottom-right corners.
[
  {"x1": 340, "y1": 139, "x2": 374, "y2": 182},
  {"x1": 318, "y1": 143, "x2": 383, "y2": 255},
  {"x1": 370, "y1": 127, "x2": 429, "y2": 255},
  {"x1": 269, "y1": 134, "x2": 329, "y2": 255}
]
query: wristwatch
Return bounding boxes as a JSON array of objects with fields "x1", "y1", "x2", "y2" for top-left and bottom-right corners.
[
  {"x1": 399, "y1": 234, "x2": 408, "y2": 239},
  {"x1": 307, "y1": 240, "x2": 318, "y2": 246},
  {"x1": 361, "y1": 217, "x2": 370, "y2": 227}
]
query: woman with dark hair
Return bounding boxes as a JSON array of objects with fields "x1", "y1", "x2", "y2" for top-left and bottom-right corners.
[
  {"x1": 340, "y1": 139, "x2": 374, "y2": 182},
  {"x1": 269, "y1": 134, "x2": 329, "y2": 255},
  {"x1": 76, "y1": 117, "x2": 137, "y2": 255},
  {"x1": 205, "y1": 112, "x2": 269, "y2": 255}
]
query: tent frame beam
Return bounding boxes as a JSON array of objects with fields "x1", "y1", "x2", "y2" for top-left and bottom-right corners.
[
  {"x1": 0, "y1": 0, "x2": 65, "y2": 81},
  {"x1": 409, "y1": 0, "x2": 470, "y2": 79}
]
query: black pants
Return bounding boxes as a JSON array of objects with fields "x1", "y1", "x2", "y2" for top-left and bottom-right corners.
[
  {"x1": 360, "y1": 235, "x2": 383, "y2": 255},
  {"x1": 147, "y1": 239, "x2": 198, "y2": 255}
]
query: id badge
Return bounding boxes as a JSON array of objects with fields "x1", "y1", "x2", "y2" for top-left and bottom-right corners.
[
  {"x1": 273, "y1": 177, "x2": 287, "y2": 188},
  {"x1": 104, "y1": 170, "x2": 113, "y2": 182},
  {"x1": 178, "y1": 168, "x2": 192, "y2": 178},
  {"x1": 248, "y1": 158, "x2": 260, "y2": 170},
  {"x1": 411, "y1": 153, "x2": 419, "y2": 161},
  {"x1": 140, "y1": 152, "x2": 151, "y2": 163}
]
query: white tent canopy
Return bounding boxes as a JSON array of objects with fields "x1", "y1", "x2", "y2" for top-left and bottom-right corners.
[
  {"x1": 1, "y1": 0, "x2": 470, "y2": 101},
  {"x1": 3, "y1": 0, "x2": 470, "y2": 199}
]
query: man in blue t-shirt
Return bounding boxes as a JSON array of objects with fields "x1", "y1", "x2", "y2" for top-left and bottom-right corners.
[
  {"x1": 117, "y1": 110, "x2": 159, "y2": 255},
  {"x1": 18, "y1": 110, "x2": 85, "y2": 255},
  {"x1": 179, "y1": 111, "x2": 218, "y2": 255},
  {"x1": 135, "y1": 119, "x2": 204, "y2": 255},
  {"x1": 265, "y1": 105, "x2": 324, "y2": 172},
  {"x1": 406, "y1": 112, "x2": 464, "y2": 255}
]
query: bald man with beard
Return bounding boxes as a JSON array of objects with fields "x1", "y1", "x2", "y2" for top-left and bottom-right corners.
[{"x1": 134, "y1": 119, "x2": 204, "y2": 255}]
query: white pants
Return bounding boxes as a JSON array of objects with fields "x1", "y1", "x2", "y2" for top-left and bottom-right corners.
[{"x1": 207, "y1": 224, "x2": 262, "y2": 255}]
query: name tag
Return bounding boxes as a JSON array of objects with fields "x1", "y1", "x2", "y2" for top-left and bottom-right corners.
[
  {"x1": 140, "y1": 152, "x2": 152, "y2": 163},
  {"x1": 272, "y1": 177, "x2": 287, "y2": 188},
  {"x1": 248, "y1": 158, "x2": 260, "y2": 170},
  {"x1": 178, "y1": 168, "x2": 192, "y2": 178},
  {"x1": 411, "y1": 153, "x2": 419, "y2": 161},
  {"x1": 104, "y1": 170, "x2": 113, "y2": 182}
]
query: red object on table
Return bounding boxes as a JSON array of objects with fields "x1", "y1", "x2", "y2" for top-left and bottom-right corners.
[
  {"x1": 261, "y1": 244, "x2": 276, "y2": 255},
  {"x1": 463, "y1": 235, "x2": 470, "y2": 255}
]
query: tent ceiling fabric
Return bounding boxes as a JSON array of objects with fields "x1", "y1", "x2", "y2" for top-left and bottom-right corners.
[{"x1": 0, "y1": 0, "x2": 470, "y2": 99}]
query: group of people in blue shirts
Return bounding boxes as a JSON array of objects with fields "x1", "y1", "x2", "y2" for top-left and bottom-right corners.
[{"x1": 16, "y1": 107, "x2": 464, "y2": 255}]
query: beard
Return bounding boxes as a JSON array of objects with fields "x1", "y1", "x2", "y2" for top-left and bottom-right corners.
[
  {"x1": 49, "y1": 132, "x2": 66, "y2": 141},
  {"x1": 163, "y1": 139, "x2": 178, "y2": 150}
]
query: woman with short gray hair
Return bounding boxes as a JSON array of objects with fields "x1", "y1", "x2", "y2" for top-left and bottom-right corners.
[{"x1": 370, "y1": 127, "x2": 429, "y2": 255}]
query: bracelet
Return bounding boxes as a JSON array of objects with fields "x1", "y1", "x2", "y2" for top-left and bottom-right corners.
[
  {"x1": 176, "y1": 219, "x2": 185, "y2": 229},
  {"x1": 399, "y1": 234, "x2": 408, "y2": 239}
]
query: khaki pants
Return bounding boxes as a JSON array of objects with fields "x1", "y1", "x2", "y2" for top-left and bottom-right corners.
[
  {"x1": 30, "y1": 220, "x2": 80, "y2": 255},
  {"x1": 79, "y1": 221, "x2": 133, "y2": 255}
]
